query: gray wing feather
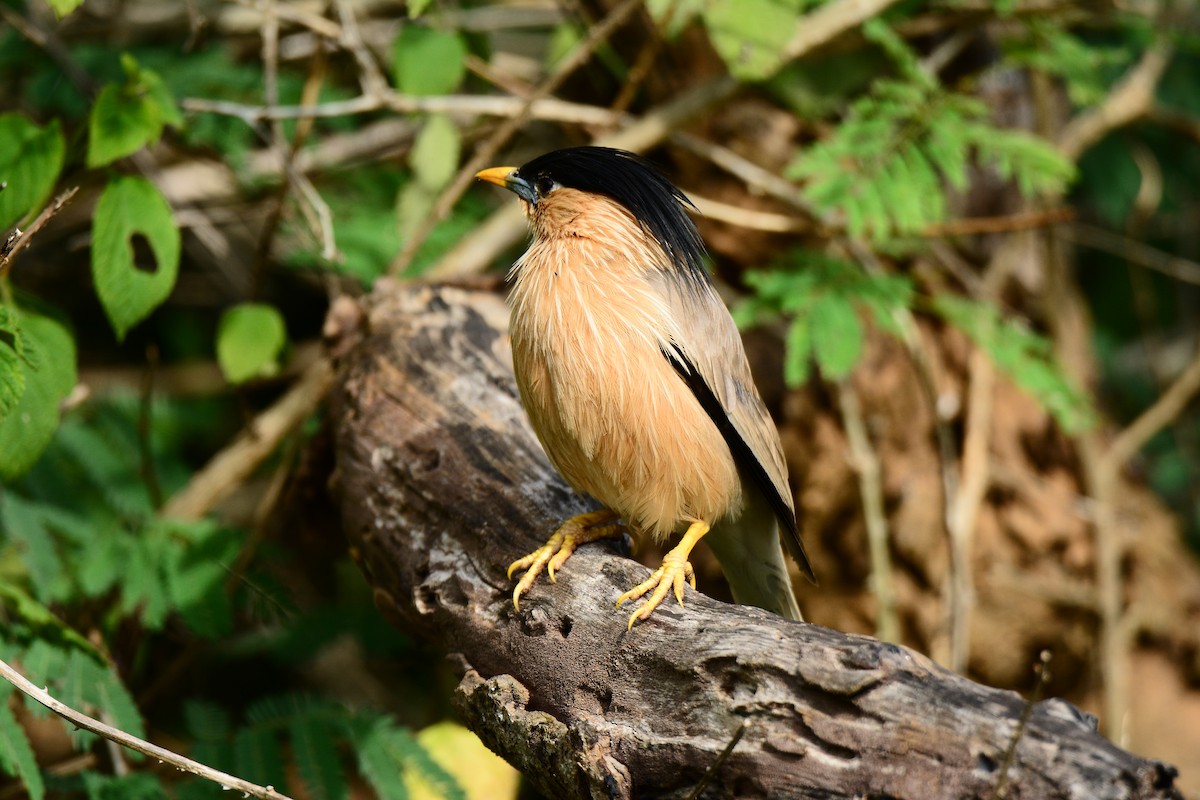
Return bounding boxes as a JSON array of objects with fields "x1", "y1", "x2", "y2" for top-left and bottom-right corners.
[{"x1": 651, "y1": 273, "x2": 816, "y2": 583}]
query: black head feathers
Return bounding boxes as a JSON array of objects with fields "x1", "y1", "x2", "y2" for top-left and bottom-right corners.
[{"x1": 517, "y1": 147, "x2": 708, "y2": 279}]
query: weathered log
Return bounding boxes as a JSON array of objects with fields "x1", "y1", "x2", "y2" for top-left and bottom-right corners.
[{"x1": 327, "y1": 282, "x2": 1181, "y2": 800}]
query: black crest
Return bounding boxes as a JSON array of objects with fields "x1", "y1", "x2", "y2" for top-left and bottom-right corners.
[{"x1": 518, "y1": 147, "x2": 708, "y2": 280}]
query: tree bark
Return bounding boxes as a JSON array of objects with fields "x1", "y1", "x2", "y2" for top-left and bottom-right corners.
[{"x1": 327, "y1": 282, "x2": 1181, "y2": 800}]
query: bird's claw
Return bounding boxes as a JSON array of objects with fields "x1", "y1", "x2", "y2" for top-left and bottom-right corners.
[
  {"x1": 507, "y1": 510, "x2": 624, "y2": 610},
  {"x1": 616, "y1": 554, "x2": 696, "y2": 630}
]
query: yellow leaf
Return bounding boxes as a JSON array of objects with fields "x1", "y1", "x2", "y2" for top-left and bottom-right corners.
[{"x1": 406, "y1": 722, "x2": 519, "y2": 800}]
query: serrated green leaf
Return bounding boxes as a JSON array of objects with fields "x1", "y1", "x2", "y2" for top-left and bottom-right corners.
[
  {"x1": 87, "y1": 54, "x2": 182, "y2": 168},
  {"x1": 46, "y1": 0, "x2": 85, "y2": 17},
  {"x1": 216, "y1": 303, "x2": 287, "y2": 384},
  {"x1": 392, "y1": 27, "x2": 466, "y2": 96},
  {"x1": 0, "y1": 114, "x2": 65, "y2": 230},
  {"x1": 410, "y1": 115, "x2": 461, "y2": 191},
  {"x1": 0, "y1": 699, "x2": 44, "y2": 800},
  {"x1": 702, "y1": 0, "x2": 798, "y2": 81},
  {"x1": 0, "y1": 311, "x2": 76, "y2": 481},
  {"x1": 91, "y1": 176, "x2": 180, "y2": 340},
  {"x1": 810, "y1": 292, "x2": 863, "y2": 379}
]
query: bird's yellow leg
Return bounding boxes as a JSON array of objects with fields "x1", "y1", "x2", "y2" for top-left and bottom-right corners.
[
  {"x1": 507, "y1": 509, "x2": 624, "y2": 610},
  {"x1": 616, "y1": 520, "x2": 709, "y2": 629}
]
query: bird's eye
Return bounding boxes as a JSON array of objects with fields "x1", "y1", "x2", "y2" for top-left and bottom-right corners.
[{"x1": 534, "y1": 176, "x2": 556, "y2": 197}]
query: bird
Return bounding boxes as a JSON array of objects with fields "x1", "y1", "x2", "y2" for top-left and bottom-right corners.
[{"x1": 475, "y1": 146, "x2": 815, "y2": 628}]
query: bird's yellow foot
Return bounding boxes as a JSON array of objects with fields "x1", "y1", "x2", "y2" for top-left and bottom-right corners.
[
  {"x1": 616, "y1": 520, "x2": 710, "y2": 629},
  {"x1": 508, "y1": 509, "x2": 624, "y2": 610}
]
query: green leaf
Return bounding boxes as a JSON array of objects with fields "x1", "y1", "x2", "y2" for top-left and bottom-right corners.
[
  {"x1": 783, "y1": 318, "x2": 813, "y2": 387},
  {"x1": 0, "y1": 699, "x2": 44, "y2": 800},
  {"x1": 406, "y1": 0, "x2": 434, "y2": 17},
  {"x1": 216, "y1": 303, "x2": 287, "y2": 384},
  {"x1": 91, "y1": 175, "x2": 181, "y2": 340},
  {"x1": 87, "y1": 54, "x2": 182, "y2": 168},
  {"x1": 0, "y1": 115, "x2": 65, "y2": 230},
  {"x1": 0, "y1": 307, "x2": 29, "y2": 420},
  {"x1": 410, "y1": 115, "x2": 461, "y2": 191},
  {"x1": 392, "y1": 27, "x2": 466, "y2": 96},
  {"x1": 702, "y1": 0, "x2": 798, "y2": 81},
  {"x1": 810, "y1": 292, "x2": 863, "y2": 379},
  {"x1": 46, "y1": 0, "x2": 85, "y2": 17},
  {"x1": 0, "y1": 310, "x2": 76, "y2": 481}
]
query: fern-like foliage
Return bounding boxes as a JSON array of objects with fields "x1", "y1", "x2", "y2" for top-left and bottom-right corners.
[
  {"x1": 734, "y1": 250, "x2": 914, "y2": 384},
  {"x1": 1003, "y1": 18, "x2": 1133, "y2": 106},
  {"x1": 0, "y1": 684, "x2": 45, "y2": 800},
  {"x1": 931, "y1": 295, "x2": 1094, "y2": 433},
  {"x1": 787, "y1": 19, "x2": 1076, "y2": 241}
]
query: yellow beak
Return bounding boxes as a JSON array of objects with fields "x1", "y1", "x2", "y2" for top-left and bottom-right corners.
[{"x1": 475, "y1": 166, "x2": 519, "y2": 188}]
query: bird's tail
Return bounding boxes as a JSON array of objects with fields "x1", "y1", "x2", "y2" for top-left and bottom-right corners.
[{"x1": 706, "y1": 492, "x2": 803, "y2": 621}]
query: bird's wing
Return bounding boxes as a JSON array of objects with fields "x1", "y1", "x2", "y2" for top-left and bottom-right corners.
[{"x1": 651, "y1": 274, "x2": 817, "y2": 583}]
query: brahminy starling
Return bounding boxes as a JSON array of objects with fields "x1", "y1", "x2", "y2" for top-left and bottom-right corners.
[{"x1": 476, "y1": 146, "x2": 815, "y2": 627}]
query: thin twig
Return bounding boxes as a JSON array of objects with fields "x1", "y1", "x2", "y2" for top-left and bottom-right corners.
[
  {"x1": 837, "y1": 380, "x2": 899, "y2": 643},
  {"x1": 181, "y1": 93, "x2": 620, "y2": 126},
  {"x1": 946, "y1": 347, "x2": 994, "y2": 673},
  {"x1": 1101, "y1": 343, "x2": 1200, "y2": 477},
  {"x1": 683, "y1": 722, "x2": 746, "y2": 800},
  {"x1": 921, "y1": 207, "x2": 1075, "y2": 237},
  {"x1": 0, "y1": 658, "x2": 294, "y2": 800},
  {"x1": 994, "y1": 650, "x2": 1052, "y2": 799},
  {"x1": 1063, "y1": 223, "x2": 1200, "y2": 287},
  {"x1": 0, "y1": 187, "x2": 80, "y2": 278},
  {"x1": 386, "y1": 0, "x2": 645, "y2": 277},
  {"x1": 1058, "y1": 43, "x2": 1172, "y2": 161},
  {"x1": 162, "y1": 358, "x2": 334, "y2": 521}
]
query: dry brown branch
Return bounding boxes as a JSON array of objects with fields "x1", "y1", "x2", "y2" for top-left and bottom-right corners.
[
  {"x1": 181, "y1": 93, "x2": 620, "y2": 127},
  {"x1": 1058, "y1": 44, "x2": 1172, "y2": 161},
  {"x1": 162, "y1": 357, "x2": 333, "y2": 521},
  {"x1": 0, "y1": 187, "x2": 79, "y2": 278},
  {"x1": 836, "y1": 380, "x2": 899, "y2": 642},
  {"x1": 328, "y1": 282, "x2": 1182, "y2": 800},
  {"x1": 946, "y1": 347, "x2": 994, "y2": 673},
  {"x1": 1101, "y1": 345, "x2": 1200, "y2": 479},
  {"x1": 1064, "y1": 224, "x2": 1200, "y2": 287},
  {"x1": 0, "y1": 659, "x2": 294, "y2": 800}
]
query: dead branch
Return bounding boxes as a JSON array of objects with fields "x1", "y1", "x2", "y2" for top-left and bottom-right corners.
[{"x1": 328, "y1": 282, "x2": 1181, "y2": 800}]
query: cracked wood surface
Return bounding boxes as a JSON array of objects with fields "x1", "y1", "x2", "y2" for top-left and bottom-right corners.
[{"x1": 328, "y1": 282, "x2": 1181, "y2": 800}]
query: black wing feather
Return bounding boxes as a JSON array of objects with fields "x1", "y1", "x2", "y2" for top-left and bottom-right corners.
[{"x1": 661, "y1": 342, "x2": 817, "y2": 584}]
